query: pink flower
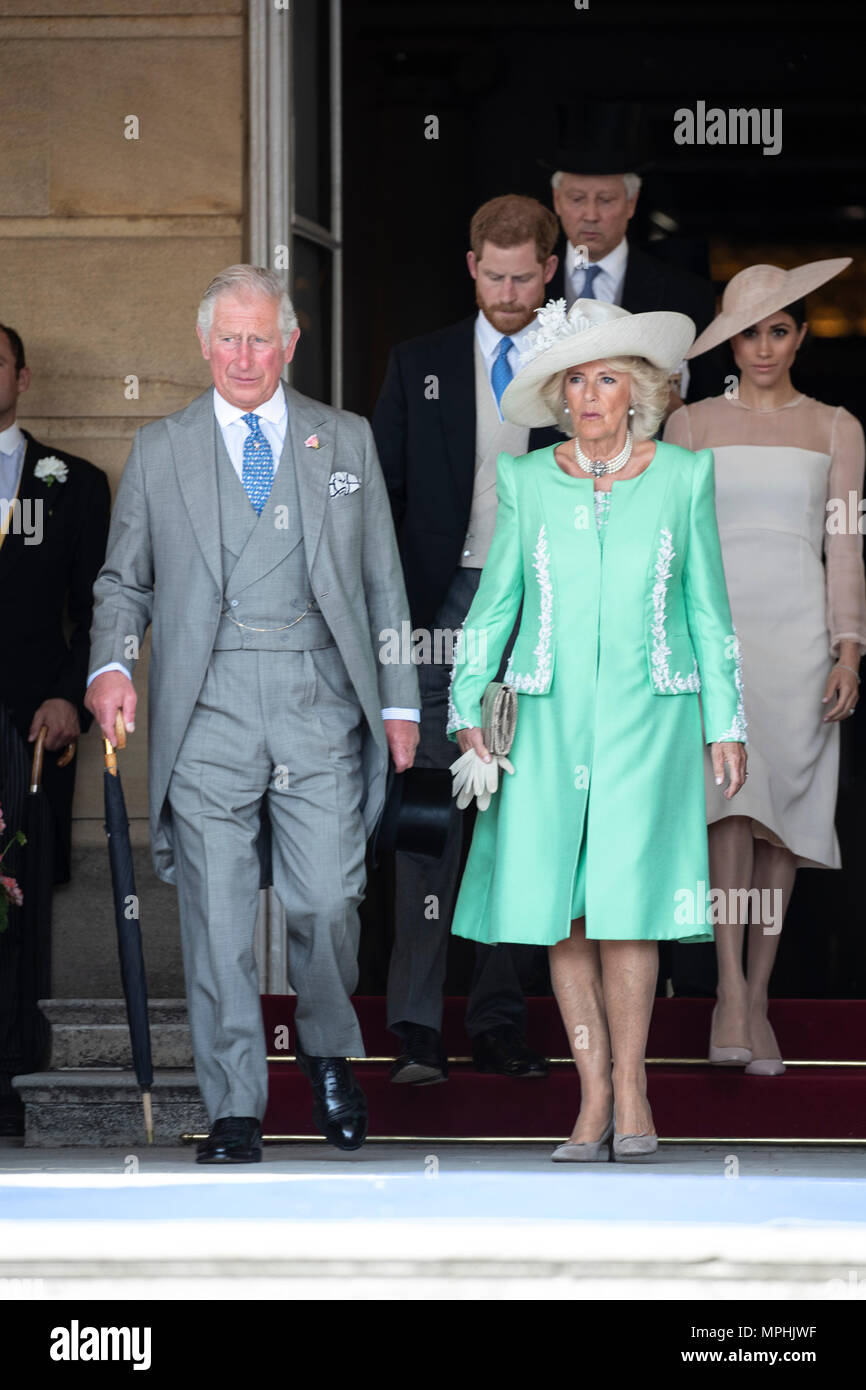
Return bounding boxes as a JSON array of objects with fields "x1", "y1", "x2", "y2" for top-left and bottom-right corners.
[
  {"x1": 0, "y1": 803, "x2": 5, "y2": 836},
  {"x1": 1, "y1": 876, "x2": 23, "y2": 908},
  {"x1": 304, "y1": 433, "x2": 321, "y2": 449}
]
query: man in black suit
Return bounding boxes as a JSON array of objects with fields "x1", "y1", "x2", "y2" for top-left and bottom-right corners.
[
  {"x1": 373, "y1": 195, "x2": 563, "y2": 1083},
  {"x1": 545, "y1": 148, "x2": 725, "y2": 406},
  {"x1": 0, "y1": 324, "x2": 110, "y2": 882}
]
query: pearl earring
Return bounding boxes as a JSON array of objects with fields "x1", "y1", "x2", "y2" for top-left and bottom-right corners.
[
  {"x1": 563, "y1": 403, "x2": 570, "y2": 414},
  {"x1": 628, "y1": 405, "x2": 635, "y2": 416}
]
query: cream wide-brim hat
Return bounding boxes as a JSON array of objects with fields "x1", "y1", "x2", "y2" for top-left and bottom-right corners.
[
  {"x1": 500, "y1": 298, "x2": 696, "y2": 429},
  {"x1": 687, "y1": 257, "x2": 852, "y2": 359}
]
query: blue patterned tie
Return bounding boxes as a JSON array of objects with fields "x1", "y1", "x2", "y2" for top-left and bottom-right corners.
[
  {"x1": 581, "y1": 263, "x2": 602, "y2": 299},
  {"x1": 241, "y1": 412, "x2": 274, "y2": 516},
  {"x1": 491, "y1": 336, "x2": 514, "y2": 412}
]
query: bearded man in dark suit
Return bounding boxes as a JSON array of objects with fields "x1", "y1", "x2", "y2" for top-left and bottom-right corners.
[{"x1": 373, "y1": 195, "x2": 565, "y2": 1085}]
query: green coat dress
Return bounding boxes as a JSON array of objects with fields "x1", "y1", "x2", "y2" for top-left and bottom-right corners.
[{"x1": 446, "y1": 440, "x2": 746, "y2": 947}]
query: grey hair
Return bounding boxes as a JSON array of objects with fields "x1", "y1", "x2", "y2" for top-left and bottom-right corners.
[
  {"x1": 540, "y1": 354, "x2": 669, "y2": 440},
  {"x1": 550, "y1": 170, "x2": 642, "y2": 200},
  {"x1": 197, "y1": 265, "x2": 298, "y2": 345}
]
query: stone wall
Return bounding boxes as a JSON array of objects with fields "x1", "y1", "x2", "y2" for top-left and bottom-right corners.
[{"x1": 0, "y1": 0, "x2": 246, "y2": 992}]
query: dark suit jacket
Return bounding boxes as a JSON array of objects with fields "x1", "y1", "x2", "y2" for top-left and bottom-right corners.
[
  {"x1": 373, "y1": 316, "x2": 563, "y2": 630},
  {"x1": 0, "y1": 431, "x2": 110, "y2": 735},
  {"x1": 548, "y1": 239, "x2": 728, "y2": 403}
]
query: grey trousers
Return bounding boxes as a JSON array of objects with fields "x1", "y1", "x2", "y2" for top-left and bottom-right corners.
[
  {"x1": 387, "y1": 567, "x2": 541, "y2": 1039},
  {"x1": 167, "y1": 647, "x2": 367, "y2": 1123}
]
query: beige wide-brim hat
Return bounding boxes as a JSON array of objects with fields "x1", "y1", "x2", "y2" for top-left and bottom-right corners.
[
  {"x1": 500, "y1": 298, "x2": 696, "y2": 429},
  {"x1": 687, "y1": 257, "x2": 851, "y2": 359}
]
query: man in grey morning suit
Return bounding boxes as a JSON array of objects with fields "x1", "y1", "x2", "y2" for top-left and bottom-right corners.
[{"x1": 86, "y1": 266, "x2": 420, "y2": 1162}]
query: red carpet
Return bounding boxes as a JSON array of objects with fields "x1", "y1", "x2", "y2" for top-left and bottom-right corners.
[{"x1": 260, "y1": 996, "x2": 866, "y2": 1140}]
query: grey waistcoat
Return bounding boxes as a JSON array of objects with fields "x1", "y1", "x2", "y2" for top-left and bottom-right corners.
[{"x1": 212, "y1": 422, "x2": 335, "y2": 651}]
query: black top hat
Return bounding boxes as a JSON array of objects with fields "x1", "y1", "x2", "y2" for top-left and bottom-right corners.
[
  {"x1": 540, "y1": 101, "x2": 652, "y2": 178},
  {"x1": 372, "y1": 764, "x2": 454, "y2": 866},
  {"x1": 545, "y1": 146, "x2": 651, "y2": 177}
]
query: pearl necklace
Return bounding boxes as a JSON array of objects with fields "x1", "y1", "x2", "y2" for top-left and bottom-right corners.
[{"x1": 574, "y1": 430, "x2": 633, "y2": 478}]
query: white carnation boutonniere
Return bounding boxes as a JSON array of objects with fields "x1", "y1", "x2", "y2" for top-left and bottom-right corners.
[{"x1": 34, "y1": 456, "x2": 69, "y2": 487}]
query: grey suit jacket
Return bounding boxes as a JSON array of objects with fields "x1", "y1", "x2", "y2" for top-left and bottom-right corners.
[{"x1": 89, "y1": 385, "x2": 419, "y2": 883}]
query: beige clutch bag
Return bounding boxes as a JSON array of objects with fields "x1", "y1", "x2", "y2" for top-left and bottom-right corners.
[{"x1": 480, "y1": 681, "x2": 517, "y2": 756}]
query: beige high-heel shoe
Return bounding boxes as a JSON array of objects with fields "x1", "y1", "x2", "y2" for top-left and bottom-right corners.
[
  {"x1": 708, "y1": 1005, "x2": 752, "y2": 1065},
  {"x1": 744, "y1": 1010, "x2": 785, "y2": 1075},
  {"x1": 744, "y1": 1057, "x2": 785, "y2": 1076},
  {"x1": 612, "y1": 1108, "x2": 658, "y2": 1160},
  {"x1": 551, "y1": 1116, "x2": 614, "y2": 1163}
]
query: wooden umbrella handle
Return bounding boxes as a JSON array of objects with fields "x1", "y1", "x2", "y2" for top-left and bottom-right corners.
[
  {"x1": 57, "y1": 740, "x2": 76, "y2": 768},
  {"x1": 30, "y1": 724, "x2": 48, "y2": 793},
  {"x1": 103, "y1": 710, "x2": 128, "y2": 774}
]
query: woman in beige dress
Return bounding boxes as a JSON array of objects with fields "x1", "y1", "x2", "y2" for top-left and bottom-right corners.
[{"x1": 664, "y1": 259, "x2": 866, "y2": 1074}]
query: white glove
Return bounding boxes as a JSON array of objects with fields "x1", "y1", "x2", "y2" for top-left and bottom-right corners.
[{"x1": 449, "y1": 747, "x2": 514, "y2": 811}]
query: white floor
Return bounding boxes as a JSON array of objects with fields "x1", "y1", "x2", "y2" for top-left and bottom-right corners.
[{"x1": 1, "y1": 1140, "x2": 864, "y2": 1300}]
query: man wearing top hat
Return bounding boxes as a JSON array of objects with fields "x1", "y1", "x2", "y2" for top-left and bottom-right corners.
[
  {"x1": 545, "y1": 143, "x2": 725, "y2": 407},
  {"x1": 543, "y1": 109, "x2": 728, "y2": 997},
  {"x1": 373, "y1": 194, "x2": 563, "y2": 1085}
]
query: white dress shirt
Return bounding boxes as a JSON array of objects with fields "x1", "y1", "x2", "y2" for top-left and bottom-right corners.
[
  {"x1": 212, "y1": 382, "x2": 288, "y2": 479},
  {"x1": 87, "y1": 387, "x2": 419, "y2": 723},
  {"x1": 475, "y1": 310, "x2": 541, "y2": 422},
  {"x1": 565, "y1": 235, "x2": 629, "y2": 308},
  {"x1": 0, "y1": 420, "x2": 27, "y2": 533},
  {"x1": 565, "y1": 236, "x2": 691, "y2": 397}
]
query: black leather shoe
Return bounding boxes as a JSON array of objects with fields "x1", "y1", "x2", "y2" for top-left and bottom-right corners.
[
  {"x1": 471, "y1": 1026, "x2": 549, "y2": 1078},
  {"x1": 390, "y1": 1023, "x2": 448, "y2": 1085},
  {"x1": 295, "y1": 1046, "x2": 368, "y2": 1151},
  {"x1": 196, "y1": 1116, "x2": 262, "y2": 1164}
]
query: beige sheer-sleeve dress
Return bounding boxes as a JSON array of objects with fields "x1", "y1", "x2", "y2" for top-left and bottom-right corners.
[{"x1": 664, "y1": 394, "x2": 866, "y2": 868}]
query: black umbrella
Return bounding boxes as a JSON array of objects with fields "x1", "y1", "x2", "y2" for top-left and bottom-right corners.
[{"x1": 103, "y1": 713, "x2": 153, "y2": 1143}]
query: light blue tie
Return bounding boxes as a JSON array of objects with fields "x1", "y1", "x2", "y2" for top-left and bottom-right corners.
[
  {"x1": 581, "y1": 263, "x2": 602, "y2": 299},
  {"x1": 241, "y1": 412, "x2": 275, "y2": 516},
  {"x1": 491, "y1": 336, "x2": 514, "y2": 411}
]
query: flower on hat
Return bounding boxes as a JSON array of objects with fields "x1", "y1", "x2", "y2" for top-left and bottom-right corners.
[
  {"x1": 517, "y1": 298, "x2": 596, "y2": 368},
  {"x1": 34, "y1": 455, "x2": 68, "y2": 486}
]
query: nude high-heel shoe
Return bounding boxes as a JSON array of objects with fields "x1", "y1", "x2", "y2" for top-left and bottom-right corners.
[
  {"x1": 744, "y1": 1009, "x2": 784, "y2": 1075},
  {"x1": 551, "y1": 1116, "x2": 614, "y2": 1163},
  {"x1": 612, "y1": 1108, "x2": 658, "y2": 1160},
  {"x1": 744, "y1": 1057, "x2": 785, "y2": 1076},
  {"x1": 708, "y1": 1005, "x2": 752, "y2": 1065}
]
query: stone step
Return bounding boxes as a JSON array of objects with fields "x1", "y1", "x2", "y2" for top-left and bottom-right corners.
[
  {"x1": 41, "y1": 999, "x2": 193, "y2": 1069},
  {"x1": 12, "y1": 1070, "x2": 206, "y2": 1148}
]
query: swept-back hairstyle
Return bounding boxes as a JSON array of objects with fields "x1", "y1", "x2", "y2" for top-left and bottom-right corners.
[{"x1": 197, "y1": 265, "x2": 298, "y2": 346}]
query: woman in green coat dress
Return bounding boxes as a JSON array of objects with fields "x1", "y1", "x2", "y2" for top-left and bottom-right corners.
[{"x1": 446, "y1": 298, "x2": 747, "y2": 1162}]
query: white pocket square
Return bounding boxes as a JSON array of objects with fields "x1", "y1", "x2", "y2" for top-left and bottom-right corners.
[{"x1": 328, "y1": 471, "x2": 361, "y2": 497}]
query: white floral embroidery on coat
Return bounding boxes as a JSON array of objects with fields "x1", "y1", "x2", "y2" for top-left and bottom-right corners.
[
  {"x1": 651, "y1": 527, "x2": 701, "y2": 693},
  {"x1": 715, "y1": 630, "x2": 748, "y2": 744},
  {"x1": 446, "y1": 627, "x2": 474, "y2": 736},
  {"x1": 504, "y1": 523, "x2": 553, "y2": 694}
]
